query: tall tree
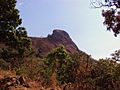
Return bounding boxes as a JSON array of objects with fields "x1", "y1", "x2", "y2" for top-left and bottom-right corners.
[
  {"x1": 44, "y1": 45, "x2": 75, "y2": 84},
  {"x1": 0, "y1": 0, "x2": 32, "y2": 66}
]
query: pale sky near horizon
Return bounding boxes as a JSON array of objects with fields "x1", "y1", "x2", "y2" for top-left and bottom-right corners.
[{"x1": 16, "y1": 0, "x2": 120, "y2": 59}]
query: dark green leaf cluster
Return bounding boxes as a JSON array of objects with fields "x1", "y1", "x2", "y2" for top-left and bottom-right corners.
[
  {"x1": 91, "y1": 0, "x2": 120, "y2": 36},
  {"x1": 102, "y1": 9, "x2": 120, "y2": 36},
  {"x1": 0, "y1": 0, "x2": 21, "y2": 32},
  {"x1": 111, "y1": 49, "x2": 120, "y2": 61}
]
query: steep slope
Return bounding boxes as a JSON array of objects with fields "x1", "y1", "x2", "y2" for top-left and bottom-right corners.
[{"x1": 31, "y1": 29, "x2": 80, "y2": 56}]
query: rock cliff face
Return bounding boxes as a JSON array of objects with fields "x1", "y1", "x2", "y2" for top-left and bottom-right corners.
[{"x1": 31, "y1": 29, "x2": 80, "y2": 56}]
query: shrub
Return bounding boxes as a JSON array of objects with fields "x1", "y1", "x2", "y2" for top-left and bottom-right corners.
[{"x1": 16, "y1": 57, "x2": 43, "y2": 80}]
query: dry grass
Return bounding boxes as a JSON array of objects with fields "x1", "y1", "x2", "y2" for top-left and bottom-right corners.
[{"x1": 0, "y1": 69, "x2": 16, "y2": 79}]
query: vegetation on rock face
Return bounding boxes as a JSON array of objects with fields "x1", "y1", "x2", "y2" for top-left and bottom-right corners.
[{"x1": 0, "y1": 0, "x2": 32, "y2": 68}]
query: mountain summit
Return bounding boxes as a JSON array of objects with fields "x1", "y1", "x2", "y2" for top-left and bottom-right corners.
[{"x1": 31, "y1": 29, "x2": 80, "y2": 56}]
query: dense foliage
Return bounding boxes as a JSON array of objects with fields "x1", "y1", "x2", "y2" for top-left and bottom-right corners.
[
  {"x1": 0, "y1": 0, "x2": 32, "y2": 68},
  {"x1": 43, "y1": 45, "x2": 75, "y2": 85}
]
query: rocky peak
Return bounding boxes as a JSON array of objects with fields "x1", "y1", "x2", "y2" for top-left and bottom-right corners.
[
  {"x1": 50, "y1": 29, "x2": 70, "y2": 39},
  {"x1": 31, "y1": 29, "x2": 80, "y2": 57},
  {"x1": 47, "y1": 29, "x2": 73, "y2": 44}
]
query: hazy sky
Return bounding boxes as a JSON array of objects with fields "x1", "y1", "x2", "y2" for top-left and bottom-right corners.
[{"x1": 17, "y1": 0, "x2": 120, "y2": 59}]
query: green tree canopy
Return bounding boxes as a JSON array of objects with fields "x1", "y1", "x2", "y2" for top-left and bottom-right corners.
[
  {"x1": 0, "y1": 0, "x2": 32, "y2": 66},
  {"x1": 44, "y1": 45, "x2": 75, "y2": 84}
]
